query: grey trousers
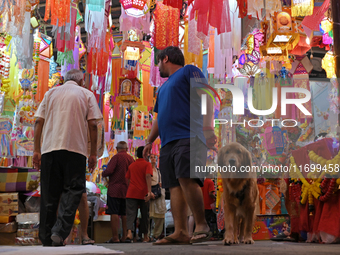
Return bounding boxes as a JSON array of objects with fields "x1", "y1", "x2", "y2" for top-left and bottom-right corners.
[{"x1": 126, "y1": 198, "x2": 149, "y2": 234}]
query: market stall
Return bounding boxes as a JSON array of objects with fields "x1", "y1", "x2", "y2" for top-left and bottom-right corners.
[{"x1": 0, "y1": 0, "x2": 339, "y2": 245}]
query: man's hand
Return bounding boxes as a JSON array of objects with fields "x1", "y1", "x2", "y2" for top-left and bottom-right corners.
[
  {"x1": 145, "y1": 192, "x2": 152, "y2": 202},
  {"x1": 204, "y1": 130, "x2": 217, "y2": 149},
  {"x1": 33, "y1": 152, "x2": 41, "y2": 170},
  {"x1": 143, "y1": 144, "x2": 152, "y2": 161},
  {"x1": 150, "y1": 192, "x2": 155, "y2": 200},
  {"x1": 88, "y1": 155, "x2": 97, "y2": 173}
]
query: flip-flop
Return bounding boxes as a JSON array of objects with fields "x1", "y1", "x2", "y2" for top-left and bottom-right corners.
[
  {"x1": 104, "y1": 238, "x2": 120, "y2": 243},
  {"x1": 82, "y1": 238, "x2": 95, "y2": 245},
  {"x1": 153, "y1": 236, "x2": 191, "y2": 245},
  {"x1": 190, "y1": 231, "x2": 212, "y2": 244},
  {"x1": 122, "y1": 238, "x2": 133, "y2": 243}
]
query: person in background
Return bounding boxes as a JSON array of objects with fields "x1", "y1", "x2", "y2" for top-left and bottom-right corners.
[
  {"x1": 78, "y1": 193, "x2": 95, "y2": 245},
  {"x1": 125, "y1": 146, "x2": 153, "y2": 243},
  {"x1": 148, "y1": 154, "x2": 166, "y2": 241},
  {"x1": 143, "y1": 46, "x2": 215, "y2": 245},
  {"x1": 201, "y1": 177, "x2": 217, "y2": 238},
  {"x1": 33, "y1": 69, "x2": 102, "y2": 246},
  {"x1": 102, "y1": 141, "x2": 134, "y2": 243}
]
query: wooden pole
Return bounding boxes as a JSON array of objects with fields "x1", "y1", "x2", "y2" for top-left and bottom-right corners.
[{"x1": 332, "y1": 0, "x2": 340, "y2": 126}]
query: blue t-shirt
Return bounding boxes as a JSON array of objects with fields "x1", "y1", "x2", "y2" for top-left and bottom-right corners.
[{"x1": 154, "y1": 65, "x2": 208, "y2": 147}]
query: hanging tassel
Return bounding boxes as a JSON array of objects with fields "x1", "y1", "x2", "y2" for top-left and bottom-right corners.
[{"x1": 22, "y1": 2, "x2": 31, "y2": 57}]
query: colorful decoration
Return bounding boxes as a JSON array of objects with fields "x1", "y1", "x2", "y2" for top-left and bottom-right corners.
[
  {"x1": 260, "y1": 126, "x2": 287, "y2": 156},
  {"x1": 290, "y1": 149, "x2": 340, "y2": 212},
  {"x1": 322, "y1": 51, "x2": 336, "y2": 78},
  {"x1": 260, "y1": 9, "x2": 300, "y2": 62},
  {"x1": 19, "y1": 69, "x2": 35, "y2": 91},
  {"x1": 120, "y1": 0, "x2": 149, "y2": 18},
  {"x1": 291, "y1": 0, "x2": 314, "y2": 17},
  {"x1": 116, "y1": 77, "x2": 142, "y2": 107}
]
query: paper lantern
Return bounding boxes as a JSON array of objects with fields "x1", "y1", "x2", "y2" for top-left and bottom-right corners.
[
  {"x1": 117, "y1": 77, "x2": 142, "y2": 107},
  {"x1": 39, "y1": 33, "x2": 53, "y2": 59},
  {"x1": 260, "y1": 9, "x2": 300, "y2": 62},
  {"x1": 120, "y1": 0, "x2": 149, "y2": 17},
  {"x1": 322, "y1": 51, "x2": 336, "y2": 78}
]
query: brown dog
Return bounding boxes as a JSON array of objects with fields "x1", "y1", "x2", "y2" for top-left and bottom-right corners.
[{"x1": 218, "y1": 142, "x2": 259, "y2": 245}]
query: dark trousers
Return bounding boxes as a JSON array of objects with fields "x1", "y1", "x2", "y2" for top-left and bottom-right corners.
[
  {"x1": 126, "y1": 198, "x2": 149, "y2": 234},
  {"x1": 205, "y1": 209, "x2": 218, "y2": 237},
  {"x1": 39, "y1": 150, "x2": 86, "y2": 245}
]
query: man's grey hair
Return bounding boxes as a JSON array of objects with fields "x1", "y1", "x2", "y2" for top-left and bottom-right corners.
[{"x1": 64, "y1": 69, "x2": 84, "y2": 83}]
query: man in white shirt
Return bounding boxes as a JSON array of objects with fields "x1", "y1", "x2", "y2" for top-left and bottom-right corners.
[{"x1": 33, "y1": 69, "x2": 103, "y2": 246}]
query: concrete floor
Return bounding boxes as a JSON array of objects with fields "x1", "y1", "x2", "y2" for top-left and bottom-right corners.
[
  {"x1": 100, "y1": 240, "x2": 340, "y2": 255},
  {"x1": 1, "y1": 241, "x2": 340, "y2": 255}
]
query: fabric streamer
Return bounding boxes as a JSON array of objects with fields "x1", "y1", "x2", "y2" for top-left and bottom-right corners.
[
  {"x1": 193, "y1": 0, "x2": 231, "y2": 36},
  {"x1": 152, "y1": 2, "x2": 179, "y2": 50}
]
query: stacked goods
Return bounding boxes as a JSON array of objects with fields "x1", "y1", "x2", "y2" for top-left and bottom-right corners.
[
  {"x1": 15, "y1": 213, "x2": 41, "y2": 245},
  {"x1": 0, "y1": 193, "x2": 19, "y2": 216},
  {"x1": 0, "y1": 193, "x2": 19, "y2": 245}
]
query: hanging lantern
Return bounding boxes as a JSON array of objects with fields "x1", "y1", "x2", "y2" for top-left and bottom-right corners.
[
  {"x1": 117, "y1": 77, "x2": 142, "y2": 107},
  {"x1": 322, "y1": 51, "x2": 336, "y2": 78},
  {"x1": 121, "y1": 40, "x2": 145, "y2": 76},
  {"x1": 39, "y1": 33, "x2": 53, "y2": 59},
  {"x1": 260, "y1": 9, "x2": 300, "y2": 62},
  {"x1": 120, "y1": 0, "x2": 149, "y2": 18}
]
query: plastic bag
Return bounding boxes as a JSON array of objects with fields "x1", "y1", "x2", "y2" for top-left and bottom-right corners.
[{"x1": 24, "y1": 196, "x2": 40, "y2": 213}]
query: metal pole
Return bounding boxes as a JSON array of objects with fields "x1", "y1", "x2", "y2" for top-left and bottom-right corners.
[{"x1": 332, "y1": 0, "x2": 340, "y2": 125}]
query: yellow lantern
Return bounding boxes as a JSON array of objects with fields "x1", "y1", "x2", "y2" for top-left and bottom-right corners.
[{"x1": 322, "y1": 51, "x2": 336, "y2": 79}]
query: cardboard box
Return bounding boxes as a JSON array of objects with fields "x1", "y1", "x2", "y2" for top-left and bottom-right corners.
[
  {"x1": 0, "y1": 216, "x2": 15, "y2": 224},
  {"x1": 0, "y1": 221, "x2": 17, "y2": 233},
  {"x1": 0, "y1": 204, "x2": 19, "y2": 216},
  {"x1": 252, "y1": 214, "x2": 290, "y2": 240},
  {"x1": 0, "y1": 232, "x2": 16, "y2": 245},
  {"x1": 0, "y1": 193, "x2": 18, "y2": 205},
  {"x1": 94, "y1": 220, "x2": 112, "y2": 243}
]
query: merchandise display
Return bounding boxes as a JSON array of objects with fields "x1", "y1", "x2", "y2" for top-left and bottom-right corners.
[{"x1": 0, "y1": 0, "x2": 339, "y2": 247}]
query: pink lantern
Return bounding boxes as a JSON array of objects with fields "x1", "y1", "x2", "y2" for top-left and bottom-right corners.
[{"x1": 120, "y1": 0, "x2": 149, "y2": 17}]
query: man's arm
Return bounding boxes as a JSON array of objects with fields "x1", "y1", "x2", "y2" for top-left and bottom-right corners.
[
  {"x1": 209, "y1": 191, "x2": 216, "y2": 200},
  {"x1": 145, "y1": 173, "x2": 152, "y2": 202},
  {"x1": 88, "y1": 119, "x2": 98, "y2": 173},
  {"x1": 196, "y1": 88, "x2": 216, "y2": 148},
  {"x1": 102, "y1": 155, "x2": 117, "y2": 177},
  {"x1": 33, "y1": 118, "x2": 45, "y2": 170},
  {"x1": 143, "y1": 117, "x2": 159, "y2": 160}
]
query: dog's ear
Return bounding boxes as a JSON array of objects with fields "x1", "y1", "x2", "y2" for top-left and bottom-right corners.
[
  {"x1": 218, "y1": 147, "x2": 225, "y2": 167},
  {"x1": 245, "y1": 150, "x2": 252, "y2": 167}
]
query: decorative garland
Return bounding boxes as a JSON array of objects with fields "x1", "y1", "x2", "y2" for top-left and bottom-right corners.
[{"x1": 289, "y1": 149, "x2": 340, "y2": 213}]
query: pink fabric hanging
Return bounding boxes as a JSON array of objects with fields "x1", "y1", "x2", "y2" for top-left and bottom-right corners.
[
  {"x1": 163, "y1": 0, "x2": 182, "y2": 9},
  {"x1": 193, "y1": 0, "x2": 231, "y2": 36}
]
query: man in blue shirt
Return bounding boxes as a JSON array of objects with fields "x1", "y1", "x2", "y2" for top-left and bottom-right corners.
[{"x1": 143, "y1": 46, "x2": 216, "y2": 245}]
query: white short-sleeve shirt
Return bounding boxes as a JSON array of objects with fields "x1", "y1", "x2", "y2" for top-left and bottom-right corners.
[{"x1": 35, "y1": 81, "x2": 103, "y2": 157}]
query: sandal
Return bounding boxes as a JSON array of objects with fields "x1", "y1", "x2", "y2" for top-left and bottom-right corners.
[
  {"x1": 82, "y1": 238, "x2": 95, "y2": 245},
  {"x1": 153, "y1": 236, "x2": 191, "y2": 245},
  {"x1": 104, "y1": 238, "x2": 120, "y2": 244},
  {"x1": 190, "y1": 231, "x2": 212, "y2": 244}
]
